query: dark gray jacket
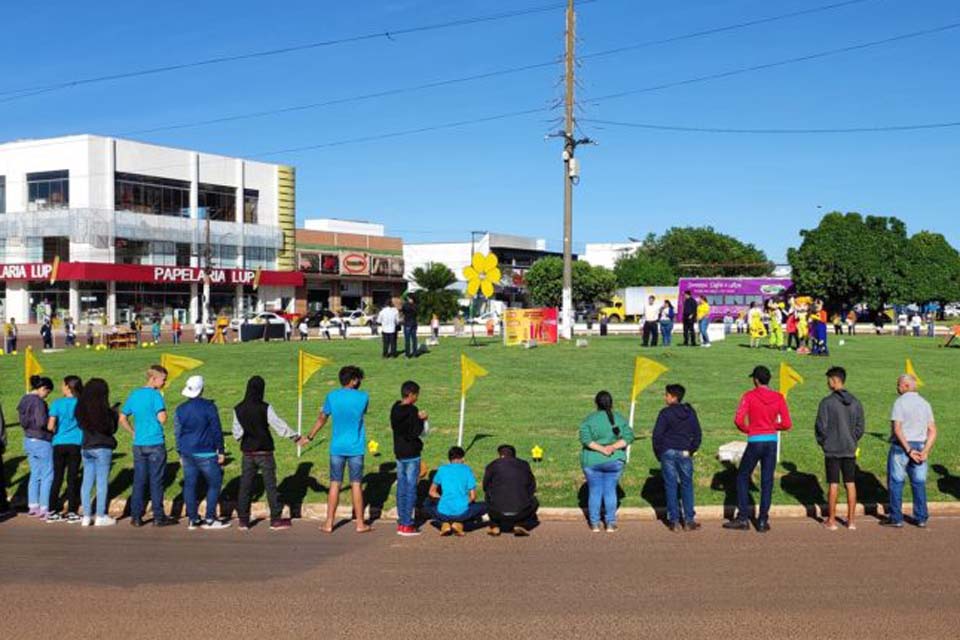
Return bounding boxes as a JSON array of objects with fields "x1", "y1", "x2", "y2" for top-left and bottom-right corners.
[{"x1": 815, "y1": 389, "x2": 865, "y2": 457}]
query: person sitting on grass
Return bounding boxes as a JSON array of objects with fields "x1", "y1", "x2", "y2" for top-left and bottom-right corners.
[
  {"x1": 651, "y1": 384, "x2": 703, "y2": 532},
  {"x1": 483, "y1": 444, "x2": 538, "y2": 537},
  {"x1": 426, "y1": 446, "x2": 486, "y2": 537}
]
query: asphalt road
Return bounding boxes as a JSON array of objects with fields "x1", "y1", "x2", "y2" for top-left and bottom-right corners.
[{"x1": 2, "y1": 515, "x2": 958, "y2": 639}]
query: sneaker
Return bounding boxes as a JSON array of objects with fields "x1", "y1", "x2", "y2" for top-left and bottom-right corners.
[
  {"x1": 916, "y1": 520, "x2": 928, "y2": 529},
  {"x1": 667, "y1": 521, "x2": 680, "y2": 532},
  {"x1": 27, "y1": 507, "x2": 41, "y2": 517},
  {"x1": 237, "y1": 519, "x2": 251, "y2": 531},
  {"x1": 590, "y1": 523, "x2": 602, "y2": 533},
  {"x1": 879, "y1": 518, "x2": 904, "y2": 528},
  {"x1": 269, "y1": 519, "x2": 292, "y2": 531},
  {"x1": 35, "y1": 508, "x2": 49, "y2": 519},
  {"x1": 129, "y1": 517, "x2": 145, "y2": 527},
  {"x1": 397, "y1": 525, "x2": 421, "y2": 537},
  {"x1": 153, "y1": 516, "x2": 177, "y2": 528},
  {"x1": 64, "y1": 513, "x2": 82, "y2": 524},
  {"x1": 487, "y1": 525, "x2": 501, "y2": 537},
  {"x1": 188, "y1": 518, "x2": 203, "y2": 531},
  {"x1": 756, "y1": 519, "x2": 771, "y2": 533},
  {"x1": 439, "y1": 522, "x2": 453, "y2": 536},
  {"x1": 81, "y1": 516, "x2": 93, "y2": 527},
  {"x1": 451, "y1": 522, "x2": 465, "y2": 537},
  {"x1": 513, "y1": 525, "x2": 530, "y2": 537},
  {"x1": 202, "y1": 519, "x2": 232, "y2": 530},
  {"x1": 605, "y1": 524, "x2": 619, "y2": 534},
  {"x1": 45, "y1": 512, "x2": 64, "y2": 523},
  {"x1": 683, "y1": 521, "x2": 702, "y2": 532},
  {"x1": 722, "y1": 519, "x2": 751, "y2": 531},
  {"x1": 94, "y1": 516, "x2": 116, "y2": 527}
]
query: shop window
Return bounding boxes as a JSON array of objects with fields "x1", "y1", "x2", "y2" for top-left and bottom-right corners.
[
  {"x1": 198, "y1": 183, "x2": 236, "y2": 222},
  {"x1": 115, "y1": 238, "x2": 150, "y2": 265},
  {"x1": 43, "y1": 237, "x2": 70, "y2": 263},
  {"x1": 244, "y1": 246, "x2": 276, "y2": 270},
  {"x1": 115, "y1": 172, "x2": 190, "y2": 217},
  {"x1": 243, "y1": 189, "x2": 259, "y2": 224},
  {"x1": 24, "y1": 237, "x2": 43, "y2": 263},
  {"x1": 27, "y1": 170, "x2": 69, "y2": 210}
]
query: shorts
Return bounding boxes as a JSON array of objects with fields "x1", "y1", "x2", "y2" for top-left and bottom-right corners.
[
  {"x1": 825, "y1": 457, "x2": 856, "y2": 484},
  {"x1": 330, "y1": 454, "x2": 364, "y2": 484}
]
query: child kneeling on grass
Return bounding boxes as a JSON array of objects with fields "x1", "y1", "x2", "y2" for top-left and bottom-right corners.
[{"x1": 426, "y1": 446, "x2": 486, "y2": 537}]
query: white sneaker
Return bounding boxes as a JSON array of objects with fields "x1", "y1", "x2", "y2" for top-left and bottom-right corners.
[
  {"x1": 94, "y1": 515, "x2": 117, "y2": 527},
  {"x1": 81, "y1": 516, "x2": 93, "y2": 527},
  {"x1": 201, "y1": 519, "x2": 232, "y2": 530}
]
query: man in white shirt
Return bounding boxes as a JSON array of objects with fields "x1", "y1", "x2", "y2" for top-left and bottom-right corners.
[
  {"x1": 641, "y1": 295, "x2": 662, "y2": 347},
  {"x1": 377, "y1": 302, "x2": 400, "y2": 358},
  {"x1": 882, "y1": 375, "x2": 937, "y2": 528}
]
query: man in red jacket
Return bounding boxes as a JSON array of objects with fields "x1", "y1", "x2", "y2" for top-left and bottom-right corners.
[{"x1": 723, "y1": 366, "x2": 793, "y2": 532}]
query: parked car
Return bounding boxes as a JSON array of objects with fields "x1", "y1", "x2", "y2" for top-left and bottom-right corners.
[
  {"x1": 329, "y1": 309, "x2": 371, "y2": 327},
  {"x1": 467, "y1": 311, "x2": 501, "y2": 325},
  {"x1": 230, "y1": 312, "x2": 290, "y2": 332},
  {"x1": 944, "y1": 303, "x2": 960, "y2": 319},
  {"x1": 304, "y1": 309, "x2": 337, "y2": 328}
]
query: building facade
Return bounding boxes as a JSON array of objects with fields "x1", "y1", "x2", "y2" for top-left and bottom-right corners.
[
  {"x1": 581, "y1": 241, "x2": 643, "y2": 270},
  {"x1": 295, "y1": 218, "x2": 405, "y2": 315},
  {"x1": 0, "y1": 135, "x2": 302, "y2": 325}
]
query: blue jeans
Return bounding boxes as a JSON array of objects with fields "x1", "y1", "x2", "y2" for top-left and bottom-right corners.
[
  {"x1": 396, "y1": 457, "x2": 420, "y2": 527},
  {"x1": 887, "y1": 442, "x2": 928, "y2": 524},
  {"x1": 330, "y1": 454, "x2": 364, "y2": 484},
  {"x1": 425, "y1": 499, "x2": 486, "y2": 523},
  {"x1": 131, "y1": 445, "x2": 167, "y2": 520},
  {"x1": 181, "y1": 453, "x2": 223, "y2": 522},
  {"x1": 81, "y1": 448, "x2": 113, "y2": 517},
  {"x1": 736, "y1": 441, "x2": 777, "y2": 521},
  {"x1": 699, "y1": 318, "x2": 710, "y2": 344},
  {"x1": 660, "y1": 321, "x2": 673, "y2": 346},
  {"x1": 661, "y1": 449, "x2": 695, "y2": 524},
  {"x1": 583, "y1": 460, "x2": 625, "y2": 526},
  {"x1": 24, "y1": 438, "x2": 54, "y2": 510},
  {"x1": 403, "y1": 325, "x2": 418, "y2": 357}
]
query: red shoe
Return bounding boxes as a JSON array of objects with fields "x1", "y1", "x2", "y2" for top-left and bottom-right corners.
[
  {"x1": 269, "y1": 518, "x2": 292, "y2": 531},
  {"x1": 397, "y1": 524, "x2": 421, "y2": 537}
]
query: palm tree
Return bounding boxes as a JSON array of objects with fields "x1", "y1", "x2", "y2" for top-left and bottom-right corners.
[{"x1": 411, "y1": 262, "x2": 460, "y2": 322}]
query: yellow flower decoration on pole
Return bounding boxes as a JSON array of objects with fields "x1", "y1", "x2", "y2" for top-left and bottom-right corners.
[{"x1": 463, "y1": 252, "x2": 501, "y2": 298}]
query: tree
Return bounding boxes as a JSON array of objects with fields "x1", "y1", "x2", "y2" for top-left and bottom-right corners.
[
  {"x1": 904, "y1": 231, "x2": 960, "y2": 310},
  {"x1": 613, "y1": 252, "x2": 676, "y2": 287},
  {"x1": 410, "y1": 262, "x2": 460, "y2": 322},
  {"x1": 525, "y1": 257, "x2": 617, "y2": 307}
]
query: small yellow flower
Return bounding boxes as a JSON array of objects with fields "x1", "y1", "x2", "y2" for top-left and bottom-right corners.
[
  {"x1": 463, "y1": 252, "x2": 501, "y2": 299},
  {"x1": 531, "y1": 445, "x2": 544, "y2": 461},
  {"x1": 367, "y1": 439, "x2": 380, "y2": 455}
]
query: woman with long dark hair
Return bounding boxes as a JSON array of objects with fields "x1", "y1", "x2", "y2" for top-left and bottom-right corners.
[
  {"x1": 46, "y1": 375, "x2": 84, "y2": 523},
  {"x1": 75, "y1": 378, "x2": 119, "y2": 526},
  {"x1": 579, "y1": 391, "x2": 634, "y2": 533},
  {"x1": 19, "y1": 375, "x2": 54, "y2": 518}
]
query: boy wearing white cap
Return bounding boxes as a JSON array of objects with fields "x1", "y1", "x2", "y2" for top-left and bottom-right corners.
[{"x1": 174, "y1": 375, "x2": 230, "y2": 530}]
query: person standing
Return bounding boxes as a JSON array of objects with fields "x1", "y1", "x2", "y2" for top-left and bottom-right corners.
[
  {"x1": 4, "y1": 317, "x2": 16, "y2": 353},
  {"x1": 785, "y1": 307, "x2": 800, "y2": 350},
  {"x1": 298, "y1": 318, "x2": 309, "y2": 342},
  {"x1": 483, "y1": 444, "x2": 539, "y2": 536},
  {"x1": 652, "y1": 384, "x2": 703, "y2": 531},
  {"x1": 86, "y1": 322, "x2": 95, "y2": 348},
  {"x1": 882, "y1": 375, "x2": 937, "y2": 528},
  {"x1": 426, "y1": 446, "x2": 486, "y2": 536},
  {"x1": 120, "y1": 365, "x2": 176, "y2": 527},
  {"x1": 19, "y1": 376, "x2": 55, "y2": 518},
  {"x1": 75, "y1": 378, "x2": 119, "y2": 526},
  {"x1": 45, "y1": 376, "x2": 84, "y2": 523},
  {"x1": 925, "y1": 312, "x2": 936, "y2": 338},
  {"x1": 681, "y1": 291, "x2": 697, "y2": 346},
  {"x1": 579, "y1": 391, "x2": 634, "y2": 532},
  {"x1": 174, "y1": 376, "x2": 229, "y2": 530},
  {"x1": 814, "y1": 367, "x2": 865, "y2": 530},
  {"x1": 172, "y1": 317, "x2": 182, "y2": 345},
  {"x1": 767, "y1": 302, "x2": 785, "y2": 351},
  {"x1": 896, "y1": 311, "x2": 908, "y2": 336},
  {"x1": 832, "y1": 313, "x2": 843, "y2": 336},
  {"x1": 64, "y1": 317, "x2": 77, "y2": 347},
  {"x1": 377, "y1": 302, "x2": 399, "y2": 358},
  {"x1": 454, "y1": 313, "x2": 465, "y2": 337},
  {"x1": 846, "y1": 309, "x2": 857, "y2": 336},
  {"x1": 390, "y1": 380, "x2": 428, "y2": 537},
  {"x1": 723, "y1": 366, "x2": 792, "y2": 532},
  {"x1": 401, "y1": 296, "x2": 419, "y2": 358},
  {"x1": 697, "y1": 296, "x2": 712, "y2": 347},
  {"x1": 659, "y1": 300, "x2": 675, "y2": 347},
  {"x1": 233, "y1": 376, "x2": 307, "y2": 530},
  {"x1": 910, "y1": 312, "x2": 922, "y2": 337},
  {"x1": 641, "y1": 295, "x2": 660, "y2": 347},
  {"x1": 40, "y1": 319, "x2": 53, "y2": 350},
  {"x1": 151, "y1": 318, "x2": 161, "y2": 344},
  {"x1": 306, "y1": 366, "x2": 372, "y2": 534},
  {"x1": 430, "y1": 313, "x2": 441, "y2": 341},
  {"x1": 599, "y1": 312, "x2": 609, "y2": 337}
]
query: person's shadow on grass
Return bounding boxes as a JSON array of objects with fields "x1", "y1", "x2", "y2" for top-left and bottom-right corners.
[
  {"x1": 4, "y1": 455, "x2": 27, "y2": 510},
  {"x1": 855, "y1": 467, "x2": 888, "y2": 519},
  {"x1": 932, "y1": 465, "x2": 960, "y2": 500},
  {"x1": 107, "y1": 454, "x2": 133, "y2": 518},
  {"x1": 279, "y1": 462, "x2": 324, "y2": 519},
  {"x1": 577, "y1": 481, "x2": 626, "y2": 525},
  {"x1": 220, "y1": 466, "x2": 264, "y2": 521},
  {"x1": 362, "y1": 460, "x2": 397, "y2": 523},
  {"x1": 639, "y1": 468, "x2": 667, "y2": 524},
  {"x1": 415, "y1": 469, "x2": 437, "y2": 526},
  {"x1": 779, "y1": 461, "x2": 825, "y2": 521},
  {"x1": 710, "y1": 460, "x2": 752, "y2": 521}
]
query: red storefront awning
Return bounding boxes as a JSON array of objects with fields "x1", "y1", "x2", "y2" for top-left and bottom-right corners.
[{"x1": 0, "y1": 262, "x2": 304, "y2": 287}]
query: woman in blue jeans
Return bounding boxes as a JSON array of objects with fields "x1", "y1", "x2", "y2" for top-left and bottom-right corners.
[
  {"x1": 579, "y1": 391, "x2": 635, "y2": 532},
  {"x1": 659, "y1": 300, "x2": 676, "y2": 347},
  {"x1": 75, "y1": 378, "x2": 119, "y2": 526},
  {"x1": 18, "y1": 375, "x2": 54, "y2": 518}
]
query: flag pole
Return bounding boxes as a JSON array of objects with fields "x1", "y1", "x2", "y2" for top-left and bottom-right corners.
[
  {"x1": 297, "y1": 351, "x2": 303, "y2": 458},
  {"x1": 626, "y1": 399, "x2": 636, "y2": 462},
  {"x1": 457, "y1": 394, "x2": 466, "y2": 447}
]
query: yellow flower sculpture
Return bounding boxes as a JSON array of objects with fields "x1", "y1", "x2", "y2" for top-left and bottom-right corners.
[{"x1": 463, "y1": 252, "x2": 501, "y2": 298}]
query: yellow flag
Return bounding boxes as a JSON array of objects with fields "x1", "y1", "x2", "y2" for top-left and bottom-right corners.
[
  {"x1": 461, "y1": 353, "x2": 488, "y2": 396},
  {"x1": 24, "y1": 346, "x2": 43, "y2": 392},
  {"x1": 299, "y1": 350, "x2": 332, "y2": 393},
  {"x1": 160, "y1": 353, "x2": 204, "y2": 386},
  {"x1": 905, "y1": 358, "x2": 924, "y2": 387},
  {"x1": 630, "y1": 356, "x2": 668, "y2": 402},
  {"x1": 780, "y1": 362, "x2": 804, "y2": 399}
]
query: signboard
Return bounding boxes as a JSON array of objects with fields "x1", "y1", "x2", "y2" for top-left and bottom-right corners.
[
  {"x1": 503, "y1": 307, "x2": 559, "y2": 346},
  {"x1": 370, "y1": 256, "x2": 404, "y2": 277},
  {"x1": 340, "y1": 252, "x2": 370, "y2": 276},
  {"x1": 0, "y1": 262, "x2": 303, "y2": 287},
  {"x1": 677, "y1": 277, "x2": 794, "y2": 320}
]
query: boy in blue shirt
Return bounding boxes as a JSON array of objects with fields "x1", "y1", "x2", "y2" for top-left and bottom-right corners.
[
  {"x1": 306, "y1": 365, "x2": 372, "y2": 534},
  {"x1": 120, "y1": 365, "x2": 175, "y2": 527},
  {"x1": 428, "y1": 446, "x2": 486, "y2": 536}
]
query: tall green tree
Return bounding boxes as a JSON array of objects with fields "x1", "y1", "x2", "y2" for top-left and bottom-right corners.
[
  {"x1": 613, "y1": 251, "x2": 676, "y2": 287},
  {"x1": 410, "y1": 262, "x2": 460, "y2": 322},
  {"x1": 525, "y1": 257, "x2": 617, "y2": 307},
  {"x1": 904, "y1": 231, "x2": 960, "y2": 309}
]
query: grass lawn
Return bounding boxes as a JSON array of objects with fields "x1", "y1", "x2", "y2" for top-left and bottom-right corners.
[{"x1": 1, "y1": 332, "x2": 958, "y2": 512}]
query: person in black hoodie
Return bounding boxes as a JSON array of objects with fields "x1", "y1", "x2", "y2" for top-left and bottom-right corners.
[
  {"x1": 483, "y1": 444, "x2": 538, "y2": 536},
  {"x1": 232, "y1": 376, "x2": 307, "y2": 531},
  {"x1": 652, "y1": 384, "x2": 703, "y2": 531},
  {"x1": 390, "y1": 380, "x2": 428, "y2": 537},
  {"x1": 815, "y1": 366, "x2": 865, "y2": 530},
  {"x1": 681, "y1": 291, "x2": 698, "y2": 347},
  {"x1": 75, "y1": 378, "x2": 120, "y2": 526}
]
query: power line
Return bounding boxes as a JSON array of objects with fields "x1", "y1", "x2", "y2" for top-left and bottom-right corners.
[
  {"x1": 582, "y1": 117, "x2": 960, "y2": 134},
  {"x1": 0, "y1": 1, "x2": 598, "y2": 104},
  {"x1": 589, "y1": 21, "x2": 960, "y2": 103}
]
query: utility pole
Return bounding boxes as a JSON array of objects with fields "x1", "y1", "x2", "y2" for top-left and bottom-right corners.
[{"x1": 203, "y1": 215, "x2": 212, "y2": 329}]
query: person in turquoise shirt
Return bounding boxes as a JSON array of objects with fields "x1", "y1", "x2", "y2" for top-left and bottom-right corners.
[
  {"x1": 46, "y1": 375, "x2": 84, "y2": 522},
  {"x1": 306, "y1": 365, "x2": 372, "y2": 534},
  {"x1": 120, "y1": 365, "x2": 174, "y2": 527},
  {"x1": 579, "y1": 391, "x2": 634, "y2": 533},
  {"x1": 427, "y1": 446, "x2": 486, "y2": 536}
]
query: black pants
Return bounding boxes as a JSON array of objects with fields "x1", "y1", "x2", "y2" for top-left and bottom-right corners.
[
  {"x1": 786, "y1": 332, "x2": 800, "y2": 350},
  {"x1": 642, "y1": 321, "x2": 659, "y2": 347},
  {"x1": 682, "y1": 318, "x2": 697, "y2": 345},
  {"x1": 0, "y1": 452, "x2": 10, "y2": 512},
  {"x1": 238, "y1": 453, "x2": 281, "y2": 521},
  {"x1": 487, "y1": 499, "x2": 539, "y2": 530},
  {"x1": 50, "y1": 444, "x2": 82, "y2": 514},
  {"x1": 381, "y1": 331, "x2": 397, "y2": 357}
]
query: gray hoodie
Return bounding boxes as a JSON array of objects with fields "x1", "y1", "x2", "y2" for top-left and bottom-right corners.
[{"x1": 815, "y1": 389, "x2": 865, "y2": 457}]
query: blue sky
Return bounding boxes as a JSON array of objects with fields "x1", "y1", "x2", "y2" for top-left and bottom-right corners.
[{"x1": 1, "y1": 0, "x2": 957, "y2": 262}]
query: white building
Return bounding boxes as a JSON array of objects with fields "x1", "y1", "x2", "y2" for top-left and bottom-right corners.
[
  {"x1": 0, "y1": 134, "x2": 301, "y2": 325},
  {"x1": 581, "y1": 242, "x2": 643, "y2": 270}
]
